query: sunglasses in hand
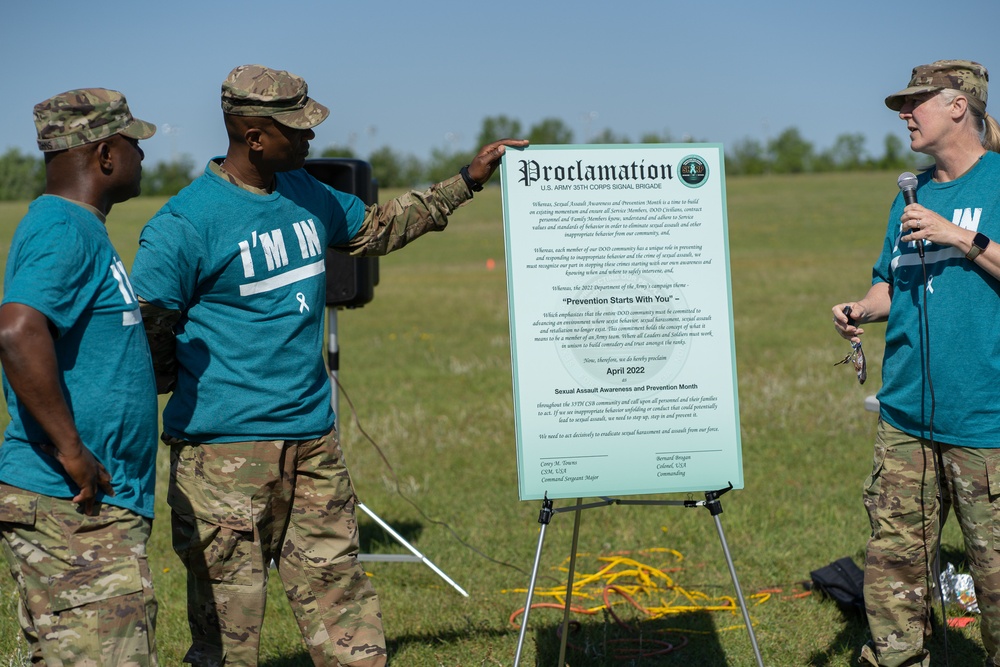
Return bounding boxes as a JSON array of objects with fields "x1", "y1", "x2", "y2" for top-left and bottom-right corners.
[{"x1": 835, "y1": 340, "x2": 867, "y2": 385}]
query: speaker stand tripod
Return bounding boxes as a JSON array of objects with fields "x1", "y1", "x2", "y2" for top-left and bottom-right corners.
[{"x1": 328, "y1": 307, "x2": 468, "y2": 597}]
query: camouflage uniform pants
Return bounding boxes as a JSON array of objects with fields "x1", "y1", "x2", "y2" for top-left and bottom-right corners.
[
  {"x1": 0, "y1": 484, "x2": 157, "y2": 667},
  {"x1": 861, "y1": 419, "x2": 1000, "y2": 667},
  {"x1": 165, "y1": 428, "x2": 385, "y2": 666}
]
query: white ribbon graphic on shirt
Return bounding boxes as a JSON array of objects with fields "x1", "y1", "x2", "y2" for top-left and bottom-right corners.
[{"x1": 296, "y1": 292, "x2": 310, "y2": 313}]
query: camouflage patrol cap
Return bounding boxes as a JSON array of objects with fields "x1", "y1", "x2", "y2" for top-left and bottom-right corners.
[
  {"x1": 221, "y1": 64, "x2": 329, "y2": 129},
  {"x1": 34, "y1": 88, "x2": 156, "y2": 152},
  {"x1": 885, "y1": 60, "x2": 989, "y2": 111}
]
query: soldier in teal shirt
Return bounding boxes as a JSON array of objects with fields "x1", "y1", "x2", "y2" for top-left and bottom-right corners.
[
  {"x1": 131, "y1": 64, "x2": 526, "y2": 667},
  {"x1": 0, "y1": 89, "x2": 159, "y2": 666},
  {"x1": 833, "y1": 60, "x2": 1000, "y2": 667}
]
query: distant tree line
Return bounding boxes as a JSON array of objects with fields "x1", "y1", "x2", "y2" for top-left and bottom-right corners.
[
  {"x1": 0, "y1": 148, "x2": 44, "y2": 201},
  {"x1": 0, "y1": 148, "x2": 199, "y2": 201},
  {"x1": 0, "y1": 117, "x2": 916, "y2": 200}
]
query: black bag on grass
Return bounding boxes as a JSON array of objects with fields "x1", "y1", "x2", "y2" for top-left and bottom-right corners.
[{"x1": 810, "y1": 557, "x2": 865, "y2": 614}]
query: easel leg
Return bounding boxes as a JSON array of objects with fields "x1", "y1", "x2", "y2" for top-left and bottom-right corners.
[
  {"x1": 512, "y1": 490, "x2": 763, "y2": 665},
  {"x1": 514, "y1": 497, "x2": 554, "y2": 667},
  {"x1": 705, "y1": 489, "x2": 764, "y2": 667},
  {"x1": 557, "y1": 498, "x2": 584, "y2": 667}
]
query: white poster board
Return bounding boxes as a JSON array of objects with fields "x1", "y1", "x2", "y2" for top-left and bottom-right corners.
[{"x1": 501, "y1": 144, "x2": 742, "y2": 501}]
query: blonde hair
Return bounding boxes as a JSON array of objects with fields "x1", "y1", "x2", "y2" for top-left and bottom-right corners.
[{"x1": 939, "y1": 88, "x2": 1000, "y2": 152}]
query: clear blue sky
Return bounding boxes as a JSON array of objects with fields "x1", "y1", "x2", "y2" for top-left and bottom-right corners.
[{"x1": 3, "y1": 0, "x2": 999, "y2": 169}]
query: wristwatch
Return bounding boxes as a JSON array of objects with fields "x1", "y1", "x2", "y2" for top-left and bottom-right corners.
[
  {"x1": 460, "y1": 165, "x2": 483, "y2": 193},
  {"x1": 966, "y1": 232, "x2": 991, "y2": 261}
]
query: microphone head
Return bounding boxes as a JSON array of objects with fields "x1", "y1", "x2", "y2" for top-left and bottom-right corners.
[{"x1": 898, "y1": 171, "x2": 918, "y2": 192}]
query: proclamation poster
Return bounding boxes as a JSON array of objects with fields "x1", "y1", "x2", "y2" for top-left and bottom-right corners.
[{"x1": 501, "y1": 144, "x2": 742, "y2": 501}]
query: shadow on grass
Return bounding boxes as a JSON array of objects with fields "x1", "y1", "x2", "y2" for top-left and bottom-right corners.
[
  {"x1": 256, "y1": 624, "x2": 515, "y2": 667},
  {"x1": 805, "y1": 607, "x2": 869, "y2": 666},
  {"x1": 806, "y1": 607, "x2": 986, "y2": 666},
  {"x1": 385, "y1": 625, "x2": 516, "y2": 656},
  {"x1": 940, "y1": 544, "x2": 969, "y2": 573},
  {"x1": 533, "y1": 610, "x2": 727, "y2": 666},
  {"x1": 806, "y1": 545, "x2": 987, "y2": 667},
  {"x1": 358, "y1": 516, "x2": 423, "y2": 554},
  {"x1": 261, "y1": 655, "x2": 313, "y2": 667}
]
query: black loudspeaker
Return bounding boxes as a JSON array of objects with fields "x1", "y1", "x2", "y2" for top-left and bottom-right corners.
[{"x1": 303, "y1": 159, "x2": 380, "y2": 308}]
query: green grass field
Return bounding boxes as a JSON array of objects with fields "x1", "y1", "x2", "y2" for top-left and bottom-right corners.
[{"x1": 0, "y1": 173, "x2": 982, "y2": 666}]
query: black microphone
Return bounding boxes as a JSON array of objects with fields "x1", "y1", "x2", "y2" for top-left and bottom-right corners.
[{"x1": 898, "y1": 172, "x2": 922, "y2": 256}]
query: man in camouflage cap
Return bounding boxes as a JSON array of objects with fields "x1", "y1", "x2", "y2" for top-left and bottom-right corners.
[
  {"x1": 220, "y1": 63, "x2": 330, "y2": 129},
  {"x1": 131, "y1": 64, "x2": 525, "y2": 666},
  {"x1": 34, "y1": 87, "x2": 157, "y2": 152},
  {"x1": 0, "y1": 88, "x2": 159, "y2": 665}
]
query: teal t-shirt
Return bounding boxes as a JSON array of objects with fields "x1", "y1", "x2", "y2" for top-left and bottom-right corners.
[
  {"x1": 873, "y1": 151, "x2": 1000, "y2": 447},
  {"x1": 0, "y1": 196, "x2": 158, "y2": 517},
  {"x1": 130, "y1": 162, "x2": 365, "y2": 442}
]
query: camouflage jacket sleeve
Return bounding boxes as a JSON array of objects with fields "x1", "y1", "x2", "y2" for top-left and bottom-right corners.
[
  {"x1": 139, "y1": 298, "x2": 181, "y2": 394},
  {"x1": 336, "y1": 174, "x2": 472, "y2": 256}
]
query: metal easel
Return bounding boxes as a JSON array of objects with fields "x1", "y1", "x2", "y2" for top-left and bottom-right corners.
[{"x1": 512, "y1": 483, "x2": 763, "y2": 666}]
